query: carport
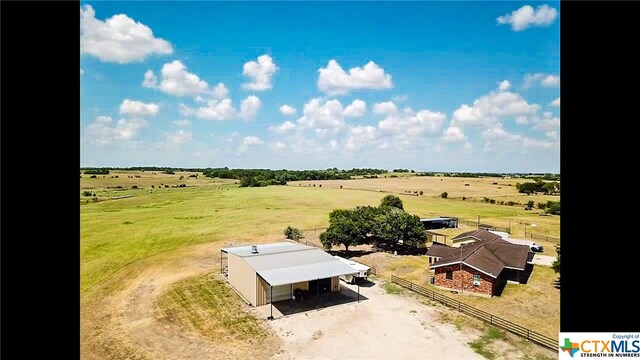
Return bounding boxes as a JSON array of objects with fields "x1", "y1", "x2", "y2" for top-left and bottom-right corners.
[{"x1": 256, "y1": 261, "x2": 360, "y2": 320}]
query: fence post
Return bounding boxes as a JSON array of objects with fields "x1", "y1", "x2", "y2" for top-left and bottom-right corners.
[
  {"x1": 527, "y1": 329, "x2": 530, "y2": 340},
  {"x1": 410, "y1": 282, "x2": 413, "y2": 291},
  {"x1": 458, "y1": 302, "x2": 461, "y2": 312},
  {"x1": 490, "y1": 315, "x2": 493, "y2": 325}
]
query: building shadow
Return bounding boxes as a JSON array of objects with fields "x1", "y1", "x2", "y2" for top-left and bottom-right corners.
[{"x1": 268, "y1": 285, "x2": 369, "y2": 318}]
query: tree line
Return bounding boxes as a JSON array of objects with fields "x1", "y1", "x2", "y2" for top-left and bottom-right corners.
[
  {"x1": 516, "y1": 180, "x2": 560, "y2": 195},
  {"x1": 319, "y1": 195, "x2": 425, "y2": 251},
  {"x1": 204, "y1": 168, "x2": 388, "y2": 187}
]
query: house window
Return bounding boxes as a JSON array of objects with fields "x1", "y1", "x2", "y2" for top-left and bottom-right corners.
[
  {"x1": 446, "y1": 271, "x2": 453, "y2": 280},
  {"x1": 473, "y1": 274, "x2": 481, "y2": 286}
]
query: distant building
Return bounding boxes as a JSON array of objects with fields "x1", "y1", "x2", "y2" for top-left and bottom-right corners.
[{"x1": 420, "y1": 217, "x2": 458, "y2": 230}]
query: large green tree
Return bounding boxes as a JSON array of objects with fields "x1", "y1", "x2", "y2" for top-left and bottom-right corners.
[
  {"x1": 552, "y1": 245, "x2": 560, "y2": 274},
  {"x1": 380, "y1": 195, "x2": 404, "y2": 210},
  {"x1": 373, "y1": 208, "x2": 425, "y2": 249}
]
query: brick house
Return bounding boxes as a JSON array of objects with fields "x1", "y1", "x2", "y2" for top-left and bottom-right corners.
[{"x1": 427, "y1": 230, "x2": 532, "y2": 297}]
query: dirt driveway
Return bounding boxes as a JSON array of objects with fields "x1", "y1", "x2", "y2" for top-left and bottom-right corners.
[
  {"x1": 531, "y1": 254, "x2": 557, "y2": 267},
  {"x1": 261, "y1": 282, "x2": 482, "y2": 360}
]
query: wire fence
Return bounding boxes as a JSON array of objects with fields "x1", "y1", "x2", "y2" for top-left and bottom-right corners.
[
  {"x1": 391, "y1": 275, "x2": 556, "y2": 350},
  {"x1": 527, "y1": 233, "x2": 560, "y2": 243}
]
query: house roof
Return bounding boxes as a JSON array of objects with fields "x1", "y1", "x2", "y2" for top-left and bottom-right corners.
[
  {"x1": 451, "y1": 229, "x2": 503, "y2": 243},
  {"x1": 426, "y1": 242, "x2": 458, "y2": 258},
  {"x1": 223, "y1": 242, "x2": 358, "y2": 287},
  {"x1": 430, "y1": 232, "x2": 530, "y2": 278}
]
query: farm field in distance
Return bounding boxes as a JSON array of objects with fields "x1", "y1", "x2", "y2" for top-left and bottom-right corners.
[{"x1": 80, "y1": 170, "x2": 560, "y2": 359}]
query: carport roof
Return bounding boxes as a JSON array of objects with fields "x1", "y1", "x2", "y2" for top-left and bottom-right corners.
[{"x1": 258, "y1": 261, "x2": 358, "y2": 287}]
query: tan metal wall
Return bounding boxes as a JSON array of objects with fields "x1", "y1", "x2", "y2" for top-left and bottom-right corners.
[
  {"x1": 292, "y1": 281, "x2": 308, "y2": 291},
  {"x1": 228, "y1": 254, "x2": 257, "y2": 305},
  {"x1": 256, "y1": 276, "x2": 268, "y2": 306},
  {"x1": 331, "y1": 276, "x2": 340, "y2": 292}
]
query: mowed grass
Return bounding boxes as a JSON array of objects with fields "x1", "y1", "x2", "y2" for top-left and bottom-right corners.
[{"x1": 155, "y1": 273, "x2": 269, "y2": 340}]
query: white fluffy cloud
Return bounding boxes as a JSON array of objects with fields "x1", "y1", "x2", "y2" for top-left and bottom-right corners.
[
  {"x1": 345, "y1": 126, "x2": 378, "y2": 152},
  {"x1": 119, "y1": 99, "x2": 159, "y2": 117},
  {"x1": 442, "y1": 126, "x2": 467, "y2": 143},
  {"x1": 239, "y1": 136, "x2": 264, "y2": 152},
  {"x1": 482, "y1": 124, "x2": 554, "y2": 151},
  {"x1": 180, "y1": 95, "x2": 261, "y2": 121},
  {"x1": 212, "y1": 83, "x2": 229, "y2": 99},
  {"x1": 166, "y1": 129, "x2": 192, "y2": 146},
  {"x1": 373, "y1": 101, "x2": 398, "y2": 115},
  {"x1": 452, "y1": 84, "x2": 540, "y2": 127},
  {"x1": 318, "y1": 60, "x2": 393, "y2": 95},
  {"x1": 297, "y1": 98, "x2": 345, "y2": 131},
  {"x1": 242, "y1": 54, "x2": 278, "y2": 91},
  {"x1": 532, "y1": 112, "x2": 560, "y2": 132},
  {"x1": 279, "y1": 105, "x2": 297, "y2": 116},
  {"x1": 271, "y1": 141, "x2": 287, "y2": 151},
  {"x1": 143, "y1": 60, "x2": 208, "y2": 96},
  {"x1": 550, "y1": 97, "x2": 560, "y2": 107},
  {"x1": 498, "y1": 80, "x2": 511, "y2": 92},
  {"x1": 378, "y1": 109, "x2": 446, "y2": 137},
  {"x1": 81, "y1": 68, "x2": 84, "y2": 75},
  {"x1": 80, "y1": 5, "x2": 173, "y2": 63},
  {"x1": 269, "y1": 121, "x2": 296, "y2": 134},
  {"x1": 343, "y1": 99, "x2": 367, "y2": 117},
  {"x1": 84, "y1": 116, "x2": 149, "y2": 145},
  {"x1": 497, "y1": 4, "x2": 558, "y2": 31},
  {"x1": 240, "y1": 96, "x2": 262, "y2": 120},
  {"x1": 523, "y1": 73, "x2": 560, "y2": 88}
]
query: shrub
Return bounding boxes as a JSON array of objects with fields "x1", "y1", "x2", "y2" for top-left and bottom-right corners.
[
  {"x1": 507, "y1": 201, "x2": 516, "y2": 206},
  {"x1": 83, "y1": 191, "x2": 93, "y2": 197},
  {"x1": 380, "y1": 195, "x2": 404, "y2": 210},
  {"x1": 284, "y1": 226, "x2": 304, "y2": 241},
  {"x1": 179, "y1": 176, "x2": 184, "y2": 180},
  {"x1": 151, "y1": 185, "x2": 155, "y2": 188},
  {"x1": 489, "y1": 199, "x2": 496, "y2": 204},
  {"x1": 462, "y1": 196, "x2": 466, "y2": 201},
  {"x1": 132, "y1": 185, "x2": 138, "y2": 189},
  {"x1": 419, "y1": 190, "x2": 423, "y2": 195},
  {"x1": 440, "y1": 192, "x2": 448, "y2": 199},
  {"x1": 536, "y1": 202, "x2": 545, "y2": 209},
  {"x1": 164, "y1": 170, "x2": 175, "y2": 175},
  {"x1": 90, "y1": 175, "x2": 97, "y2": 179}
]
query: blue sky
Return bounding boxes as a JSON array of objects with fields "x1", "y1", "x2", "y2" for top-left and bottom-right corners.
[{"x1": 80, "y1": 1, "x2": 560, "y2": 172}]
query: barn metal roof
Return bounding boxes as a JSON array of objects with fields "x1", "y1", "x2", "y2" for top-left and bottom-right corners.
[{"x1": 223, "y1": 242, "x2": 358, "y2": 286}]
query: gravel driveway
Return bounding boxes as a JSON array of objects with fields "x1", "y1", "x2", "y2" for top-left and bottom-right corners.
[{"x1": 261, "y1": 281, "x2": 483, "y2": 360}]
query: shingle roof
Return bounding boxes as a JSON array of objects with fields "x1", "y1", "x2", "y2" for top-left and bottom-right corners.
[
  {"x1": 426, "y1": 242, "x2": 458, "y2": 258},
  {"x1": 451, "y1": 229, "x2": 502, "y2": 243},
  {"x1": 430, "y1": 230, "x2": 530, "y2": 278}
]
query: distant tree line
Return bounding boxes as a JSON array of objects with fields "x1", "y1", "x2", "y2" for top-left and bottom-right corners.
[
  {"x1": 83, "y1": 168, "x2": 110, "y2": 175},
  {"x1": 204, "y1": 167, "x2": 389, "y2": 187},
  {"x1": 392, "y1": 169, "x2": 414, "y2": 173},
  {"x1": 515, "y1": 180, "x2": 560, "y2": 195},
  {"x1": 320, "y1": 195, "x2": 424, "y2": 252}
]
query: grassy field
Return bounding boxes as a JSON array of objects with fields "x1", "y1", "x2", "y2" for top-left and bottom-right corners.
[{"x1": 155, "y1": 273, "x2": 272, "y2": 342}]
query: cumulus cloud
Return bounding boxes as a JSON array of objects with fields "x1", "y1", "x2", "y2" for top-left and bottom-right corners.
[
  {"x1": 451, "y1": 84, "x2": 540, "y2": 127},
  {"x1": 378, "y1": 109, "x2": 446, "y2": 137},
  {"x1": 550, "y1": 97, "x2": 560, "y2": 107},
  {"x1": 523, "y1": 73, "x2": 560, "y2": 88},
  {"x1": 482, "y1": 124, "x2": 554, "y2": 151},
  {"x1": 238, "y1": 136, "x2": 264, "y2": 152},
  {"x1": 269, "y1": 121, "x2": 296, "y2": 134},
  {"x1": 212, "y1": 83, "x2": 229, "y2": 99},
  {"x1": 84, "y1": 116, "x2": 149, "y2": 145},
  {"x1": 498, "y1": 80, "x2": 511, "y2": 92},
  {"x1": 242, "y1": 54, "x2": 278, "y2": 91},
  {"x1": 166, "y1": 129, "x2": 192, "y2": 147},
  {"x1": 442, "y1": 126, "x2": 467, "y2": 143},
  {"x1": 345, "y1": 126, "x2": 378, "y2": 152},
  {"x1": 179, "y1": 99, "x2": 236, "y2": 120},
  {"x1": 532, "y1": 112, "x2": 560, "y2": 132},
  {"x1": 343, "y1": 99, "x2": 367, "y2": 117},
  {"x1": 180, "y1": 95, "x2": 261, "y2": 121},
  {"x1": 297, "y1": 98, "x2": 346, "y2": 131},
  {"x1": 271, "y1": 141, "x2": 287, "y2": 151},
  {"x1": 143, "y1": 60, "x2": 208, "y2": 96},
  {"x1": 240, "y1": 95, "x2": 262, "y2": 120},
  {"x1": 80, "y1": 5, "x2": 173, "y2": 63},
  {"x1": 119, "y1": 99, "x2": 159, "y2": 117},
  {"x1": 279, "y1": 105, "x2": 297, "y2": 116},
  {"x1": 496, "y1": 4, "x2": 558, "y2": 31},
  {"x1": 373, "y1": 101, "x2": 398, "y2": 115},
  {"x1": 318, "y1": 60, "x2": 393, "y2": 95},
  {"x1": 173, "y1": 119, "x2": 191, "y2": 126},
  {"x1": 81, "y1": 68, "x2": 84, "y2": 75}
]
